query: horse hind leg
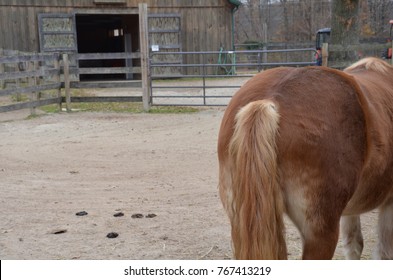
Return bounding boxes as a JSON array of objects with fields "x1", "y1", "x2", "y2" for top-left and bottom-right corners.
[
  {"x1": 300, "y1": 221, "x2": 340, "y2": 259},
  {"x1": 285, "y1": 184, "x2": 340, "y2": 259},
  {"x1": 374, "y1": 196, "x2": 393, "y2": 259},
  {"x1": 340, "y1": 215, "x2": 364, "y2": 259}
]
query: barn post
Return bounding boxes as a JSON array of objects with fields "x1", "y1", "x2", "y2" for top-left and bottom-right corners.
[
  {"x1": 53, "y1": 53, "x2": 62, "y2": 111},
  {"x1": 27, "y1": 60, "x2": 36, "y2": 115},
  {"x1": 15, "y1": 51, "x2": 22, "y2": 102},
  {"x1": 33, "y1": 60, "x2": 41, "y2": 110},
  {"x1": 62, "y1": 53, "x2": 71, "y2": 112},
  {"x1": 0, "y1": 49, "x2": 4, "y2": 89},
  {"x1": 139, "y1": 3, "x2": 151, "y2": 111}
]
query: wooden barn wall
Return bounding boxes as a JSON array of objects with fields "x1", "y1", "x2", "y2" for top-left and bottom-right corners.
[{"x1": 0, "y1": 0, "x2": 234, "y2": 53}]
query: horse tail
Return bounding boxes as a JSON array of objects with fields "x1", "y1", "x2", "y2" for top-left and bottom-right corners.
[{"x1": 228, "y1": 99, "x2": 287, "y2": 259}]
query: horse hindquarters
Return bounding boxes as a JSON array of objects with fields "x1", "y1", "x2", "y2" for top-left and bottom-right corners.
[{"x1": 224, "y1": 100, "x2": 287, "y2": 259}]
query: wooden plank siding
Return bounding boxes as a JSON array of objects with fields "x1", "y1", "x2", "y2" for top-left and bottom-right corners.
[{"x1": 0, "y1": 0, "x2": 236, "y2": 54}]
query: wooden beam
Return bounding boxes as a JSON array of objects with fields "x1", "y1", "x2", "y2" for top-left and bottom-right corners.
[
  {"x1": 77, "y1": 52, "x2": 140, "y2": 60},
  {"x1": 62, "y1": 53, "x2": 71, "y2": 112},
  {"x1": 0, "y1": 68, "x2": 58, "y2": 81},
  {"x1": 27, "y1": 60, "x2": 36, "y2": 115},
  {"x1": 54, "y1": 53, "x2": 62, "y2": 111},
  {"x1": 78, "y1": 67, "x2": 141, "y2": 74},
  {"x1": 0, "y1": 97, "x2": 62, "y2": 113},
  {"x1": 64, "y1": 96, "x2": 142, "y2": 103},
  {"x1": 0, "y1": 53, "x2": 58, "y2": 64},
  {"x1": 0, "y1": 49, "x2": 4, "y2": 89},
  {"x1": 0, "y1": 83, "x2": 62, "y2": 97},
  {"x1": 139, "y1": 2, "x2": 151, "y2": 111}
]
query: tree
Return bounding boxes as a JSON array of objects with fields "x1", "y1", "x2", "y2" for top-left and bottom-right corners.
[
  {"x1": 329, "y1": 0, "x2": 361, "y2": 63},
  {"x1": 235, "y1": 0, "x2": 270, "y2": 46},
  {"x1": 234, "y1": 0, "x2": 392, "y2": 54}
]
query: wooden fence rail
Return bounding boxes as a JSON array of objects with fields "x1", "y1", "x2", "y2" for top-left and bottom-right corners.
[{"x1": 74, "y1": 52, "x2": 142, "y2": 76}]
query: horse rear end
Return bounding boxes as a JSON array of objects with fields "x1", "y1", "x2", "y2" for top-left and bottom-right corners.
[{"x1": 218, "y1": 63, "x2": 393, "y2": 259}]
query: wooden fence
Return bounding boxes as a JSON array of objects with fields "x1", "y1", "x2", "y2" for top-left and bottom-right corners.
[
  {"x1": 61, "y1": 52, "x2": 143, "y2": 112},
  {"x1": 0, "y1": 50, "x2": 145, "y2": 114},
  {"x1": 0, "y1": 50, "x2": 62, "y2": 114}
]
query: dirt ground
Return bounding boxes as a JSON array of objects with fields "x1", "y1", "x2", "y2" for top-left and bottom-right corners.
[{"x1": 0, "y1": 107, "x2": 378, "y2": 260}]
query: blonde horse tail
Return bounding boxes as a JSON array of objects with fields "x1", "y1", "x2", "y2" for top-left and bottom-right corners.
[{"x1": 228, "y1": 100, "x2": 287, "y2": 259}]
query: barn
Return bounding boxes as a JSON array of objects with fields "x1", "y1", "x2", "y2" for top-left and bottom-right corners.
[{"x1": 0, "y1": 0, "x2": 241, "y2": 81}]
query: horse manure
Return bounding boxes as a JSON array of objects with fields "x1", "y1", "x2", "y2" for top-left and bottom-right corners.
[
  {"x1": 75, "y1": 211, "x2": 88, "y2": 216},
  {"x1": 53, "y1": 229, "x2": 67, "y2": 235},
  {"x1": 131, "y1": 213, "x2": 144, "y2": 219},
  {"x1": 113, "y1": 212, "x2": 124, "y2": 217},
  {"x1": 145, "y1": 214, "x2": 157, "y2": 218},
  {"x1": 106, "y1": 232, "x2": 119, "y2": 238}
]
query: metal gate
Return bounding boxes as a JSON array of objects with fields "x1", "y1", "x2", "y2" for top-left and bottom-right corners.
[{"x1": 149, "y1": 48, "x2": 317, "y2": 106}]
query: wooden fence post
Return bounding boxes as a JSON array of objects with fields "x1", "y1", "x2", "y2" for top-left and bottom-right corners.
[
  {"x1": 62, "y1": 53, "x2": 71, "y2": 112},
  {"x1": 34, "y1": 60, "x2": 41, "y2": 109},
  {"x1": 16, "y1": 50, "x2": 21, "y2": 102},
  {"x1": 27, "y1": 60, "x2": 36, "y2": 115},
  {"x1": 54, "y1": 54, "x2": 62, "y2": 111},
  {"x1": 139, "y1": 3, "x2": 151, "y2": 111},
  {"x1": 322, "y1": 43, "x2": 329, "y2": 67},
  {"x1": 0, "y1": 49, "x2": 3, "y2": 89}
]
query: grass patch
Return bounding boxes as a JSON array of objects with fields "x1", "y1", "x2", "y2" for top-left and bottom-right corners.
[
  {"x1": 148, "y1": 106, "x2": 199, "y2": 114},
  {"x1": 40, "y1": 102, "x2": 199, "y2": 114},
  {"x1": 40, "y1": 104, "x2": 62, "y2": 114},
  {"x1": 66, "y1": 102, "x2": 145, "y2": 113}
]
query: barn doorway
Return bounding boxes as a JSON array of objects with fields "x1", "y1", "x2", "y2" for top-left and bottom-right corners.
[{"x1": 75, "y1": 14, "x2": 140, "y2": 81}]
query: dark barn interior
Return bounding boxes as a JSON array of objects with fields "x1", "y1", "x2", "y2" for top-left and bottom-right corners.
[{"x1": 75, "y1": 14, "x2": 140, "y2": 81}]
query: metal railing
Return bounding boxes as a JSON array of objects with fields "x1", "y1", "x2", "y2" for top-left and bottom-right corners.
[{"x1": 149, "y1": 48, "x2": 317, "y2": 106}]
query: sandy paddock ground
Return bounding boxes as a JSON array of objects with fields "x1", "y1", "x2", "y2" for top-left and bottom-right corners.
[
  {"x1": 0, "y1": 80, "x2": 379, "y2": 260},
  {"x1": 0, "y1": 108, "x2": 379, "y2": 260}
]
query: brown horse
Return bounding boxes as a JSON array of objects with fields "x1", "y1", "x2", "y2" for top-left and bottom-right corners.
[{"x1": 217, "y1": 57, "x2": 393, "y2": 259}]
